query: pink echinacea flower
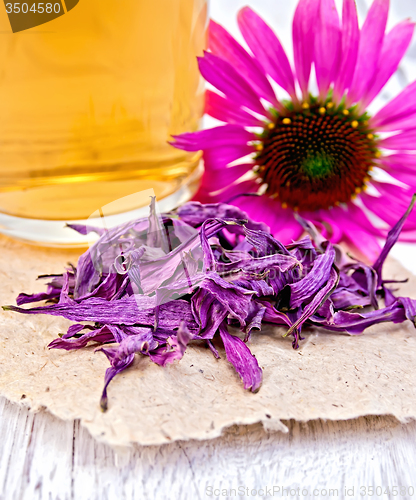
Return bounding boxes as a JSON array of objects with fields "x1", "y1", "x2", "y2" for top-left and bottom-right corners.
[{"x1": 172, "y1": 0, "x2": 416, "y2": 260}]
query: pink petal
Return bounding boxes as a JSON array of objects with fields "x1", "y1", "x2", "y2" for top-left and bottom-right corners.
[
  {"x1": 198, "y1": 52, "x2": 268, "y2": 117},
  {"x1": 200, "y1": 163, "x2": 253, "y2": 191},
  {"x1": 318, "y1": 202, "x2": 385, "y2": 243},
  {"x1": 292, "y1": 0, "x2": 320, "y2": 97},
  {"x1": 305, "y1": 210, "x2": 344, "y2": 242},
  {"x1": 208, "y1": 179, "x2": 260, "y2": 204},
  {"x1": 361, "y1": 20, "x2": 415, "y2": 109},
  {"x1": 342, "y1": 223, "x2": 382, "y2": 262},
  {"x1": 314, "y1": 0, "x2": 341, "y2": 98},
  {"x1": 360, "y1": 194, "x2": 399, "y2": 227},
  {"x1": 237, "y1": 7, "x2": 297, "y2": 98},
  {"x1": 193, "y1": 179, "x2": 259, "y2": 205},
  {"x1": 208, "y1": 20, "x2": 278, "y2": 106},
  {"x1": 361, "y1": 183, "x2": 416, "y2": 229},
  {"x1": 317, "y1": 204, "x2": 383, "y2": 260},
  {"x1": 333, "y1": 0, "x2": 360, "y2": 100},
  {"x1": 203, "y1": 145, "x2": 254, "y2": 170},
  {"x1": 375, "y1": 112, "x2": 416, "y2": 132},
  {"x1": 192, "y1": 185, "x2": 216, "y2": 205},
  {"x1": 382, "y1": 168, "x2": 416, "y2": 187},
  {"x1": 371, "y1": 80, "x2": 416, "y2": 128},
  {"x1": 346, "y1": 202, "x2": 385, "y2": 235},
  {"x1": 348, "y1": 0, "x2": 390, "y2": 106},
  {"x1": 381, "y1": 153, "x2": 416, "y2": 172},
  {"x1": 379, "y1": 129, "x2": 416, "y2": 150},
  {"x1": 393, "y1": 231, "x2": 416, "y2": 242},
  {"x1": 205, "y1": 90, "x2": 264, "y2": 127},
  {"x1": 379, "y1": 154, "x2": 416, "y2": 186},
  {"x1": 171, "y1": 124, "x2": 256, "y2": 152},
  {"x1": 234, "y1": 195, "x2": 303, "y2": 243}
]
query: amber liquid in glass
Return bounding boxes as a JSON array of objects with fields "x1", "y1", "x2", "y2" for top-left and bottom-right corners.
[{"x1": 0, "y1": 0, "x2": 206, "y2": 221}]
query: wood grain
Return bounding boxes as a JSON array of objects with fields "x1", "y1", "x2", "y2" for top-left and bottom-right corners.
[{"x1": 1, "y1": 395, "x2": 415, "y2": 500}]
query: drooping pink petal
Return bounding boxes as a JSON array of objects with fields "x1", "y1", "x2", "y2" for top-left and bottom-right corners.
[
  {"x1": 371, "y1": 79, "x2": 416, "y2": 128},
  {"x1": 314, "y1": 0, "x2": 341, "y2": 98},
  {"x1": 203, "y1": 145, "x2": 255, "y2": 170},
  {"x1": 376, "y1": 112, "x2": 416, "y2": 132},
  {"x1": 361, "y1": 183, "x2": 416, "y2": 232},
  {"x1": 194, "y1": 179, "x2": 259, "y2": 205},
  {"x1": 233, "y1": 195, "x2": 303, "y2": 243},
  {"x1": 361, "y1": 20, "x2": 415, "y2": 108},
  {"x1": 327, "y1": 202, "x2": 385, "y2": 238},
  {"x1": 348, "y1": 228, "x2": 382, "y2": 263},
  {"x1": 171, "y1": 124, "x2": 256, "y2": 152},
  {"x1": 200, "y1": 163, "x2": 253, "y2": 191},
  {"x1": 305, "y1": 211, "x2": 344, "y2": 243},
  {"x1": 292, "y1": 0, "x2": 320, "y2": 97},
  {"x1": 205, "y1": 90, "x2": 264, "y2": 127},
  {"x1": 347, "y1": 0, "x2": 390, "y2": 106},
  {"x1": 191, "y1": 185, "x2": 216, "y2": 205},
  {"x1": 265, "y1": 209, "x2": 304, "y2": 243},
  {"x1": 380, "y1": 154, "x2": 416, "y2": 187},
  {"x1": 208, "y1": 19, "x2": 278, "y2": 106},
  {"x1": 347, "y1": 201, "x2": 386, "y2": 237},
  {"x1": 389, "y1": 228, "x2": 416, "y2": 242},
  {"x1": 237, "y1": 7, "x2": 297, "y2": 98},
  {"x1": 198, "y1": 52, "x2": 268, "y2": 117},
  {"x1": 312, "y1": 203, "x2": 384, "y2": 261},
  {"x1": 381, "y1": 153, "x2": 416, "y2": 172},
  {"x1": 333, "y1": 0, "x2": 360, "y2": 100},
  {"x1": 378, "y1": 129, "x2": 416, "y2": 150}
]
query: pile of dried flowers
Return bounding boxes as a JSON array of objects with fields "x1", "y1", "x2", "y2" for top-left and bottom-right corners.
[{"x1": 4, "y1": 197, "x2": 416, "y2": 410}]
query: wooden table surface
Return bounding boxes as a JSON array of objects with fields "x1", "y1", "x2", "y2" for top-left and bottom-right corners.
[{"x1": 1, "y1": 396, "x2": 416, "y2": 500}]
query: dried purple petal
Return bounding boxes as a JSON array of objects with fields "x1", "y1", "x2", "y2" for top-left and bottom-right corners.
[
  {"x1": 397, "y1": 297, "x2": 416, "y2": 325},
  {"x1": 176, "y1": 201, "x2": 268, "y2": 232},
  {"x1": 285, "y1": 267, "x2": 339, "y2": 337},
  {"x1": 198, "y1": 272, "x2": 255, "y2": 327},
  {"x1": 5, "y1": 296, "x2": 198, "y2": 331},
  {"x1": 16, "y1": 272, "x2": 75, "y2": 306},
  {"x1": 147, "y1": 197, "x2": 170, "y2": 252},
  {"x1": 191, "y1": 287, "x2": 229, "y2": 339},
  {"x1": 243, "y1": 226, "x2": 291, "y2": 257},
  {"x1": 293, "y1": 214, "x2": 326, "y2": 250},
  {"x1": 330, "y1": 288, "x2": 371, "y2": 309},
  {"x1": 99, "y1": 353, "x2": 135, "y2": 412},
  {"x1": 318, "y1": 302, "x2": 407, "y2": 334},
  {"x1": 373, "y1": 193, "x2": 416, "y2": 284},
  {"x1": 219, "y1": 324, "x2": 262, "y2": 392},
  {"x1": 148, "y1": 323, "x2": 193, "y2": 366},
  {"x1": 49, "y1": 325, "x2": 116, "y2": 351},
  {"x1": 289, "y1": 244, "x2": 335, "y2": 308},
  {"x1": 344, "y1": 262, "x2": 378, "y2": 309},
  {"x1": 243, "y1": 301, "x2": 266, "y2": 340}
]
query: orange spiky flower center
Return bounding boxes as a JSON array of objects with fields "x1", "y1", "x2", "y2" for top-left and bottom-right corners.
[{"x1": 255, "y1": 98, "x2": 379, "y2": 211}]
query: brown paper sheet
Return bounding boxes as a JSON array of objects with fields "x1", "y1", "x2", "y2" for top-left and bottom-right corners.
[{"x1": 0, "y1": 234, "x2": 415, "y2": 446}]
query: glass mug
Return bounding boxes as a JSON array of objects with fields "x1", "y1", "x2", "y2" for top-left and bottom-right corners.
[{"x1": 0, "y1": 0, "x2": 207, "y2": 245}]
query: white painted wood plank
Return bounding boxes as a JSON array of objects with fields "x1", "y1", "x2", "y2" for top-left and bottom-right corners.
[
  {"x1": 1, "y1": 396, "x2": 416, "y2": 500},
  {"x1": 0, "y1": 397, "x2": 74, "y2": 500}
]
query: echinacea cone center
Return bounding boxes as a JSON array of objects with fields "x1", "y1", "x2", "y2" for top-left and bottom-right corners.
[{"x1": 255, "y1": 99, "x2": 378, "y2": 211}]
